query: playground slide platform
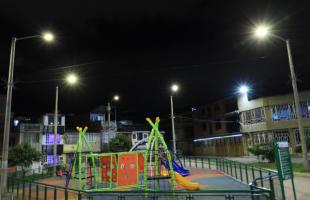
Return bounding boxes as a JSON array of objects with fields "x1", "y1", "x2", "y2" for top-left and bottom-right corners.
[
  {"x1": 172, "y1": 160, "x2": 190, "y2": 175},
  {"x1": 174, "y1": 172, "x2": 200, "y2": 190},
  {"x1": 162, "y1": 160, "x2": 190, "y2": 176}
]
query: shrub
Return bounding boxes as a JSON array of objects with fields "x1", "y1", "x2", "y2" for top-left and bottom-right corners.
[
  {"x1": 248, "y1": 143, "x2": 275, "y2": 163},
  {"x1": 9, "y1": 142, "x2": 42, "y2": 175},
  {"x1": 109, "y1": 134, "x2": 132, "y2": 152}
]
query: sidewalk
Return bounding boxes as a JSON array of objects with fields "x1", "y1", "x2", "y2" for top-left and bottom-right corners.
[{"x1": 225, "y1": 156, "x2": 310, "y2": 200}]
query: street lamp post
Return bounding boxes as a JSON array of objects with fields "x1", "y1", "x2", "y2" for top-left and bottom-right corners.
[
  {"x1": 253, "y1": 25, "x2": 309, "y2": 169},
  {"x1": 53, "y1": 86, "x2": 59, "y2": 176},
  {"x1": 170, "y1": 84, "x2": 179, "y2": 155},
  {"x1": 53, "y1": 73, "x2": 78, "y2": 176},
  {"x1": 0, "y1": 33, "x2": 54, "y2": 197},
  {"x1": 106, "y1": 95, "x2": 119, "y2": 148}
]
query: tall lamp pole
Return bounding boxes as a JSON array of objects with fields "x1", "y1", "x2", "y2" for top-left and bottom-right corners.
[
  {"x1": 106, "y1": 95, "x2": 119, "y2": 148},
  {"x1": 0, "y1": 33, "x2": 54, "y2": 197},
  {"x1": 53, "y1": 73, "x2": 78, "y2": 176},
  {"x1": 253, "y1": 25, "x2": 309, "y2": 169},
  {"x1": 53, "y1": 86, "x2": 59, "y2": 176},
  {"x1": 170, "y1": 84, "x2": 179, "y2": 154}
]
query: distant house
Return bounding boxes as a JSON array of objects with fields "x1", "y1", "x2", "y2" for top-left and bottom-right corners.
[{"x1": 189, "y1": 99, "x2": 242, "y2": 156}]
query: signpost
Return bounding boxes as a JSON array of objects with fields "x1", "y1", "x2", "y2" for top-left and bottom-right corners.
[{"x1": 274, "y1": 141, "x2": 297, "y2": 200}]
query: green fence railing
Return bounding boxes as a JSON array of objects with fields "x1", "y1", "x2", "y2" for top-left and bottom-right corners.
[
  {"x1": 7, "y1": 178, "x2": 272, "y2": 200},
  {"x1": 6, "y1": 157, "x2": 276, "y2": 200},
  {"x1": 180, "y1": 156, "x2": 280, "y2": 199}
]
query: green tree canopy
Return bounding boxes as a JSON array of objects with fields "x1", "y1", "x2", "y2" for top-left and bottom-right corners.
[
  {"x1": 109, "y1": 134, "x2": 132, "y2": 152},
  {"x1": 9, "y1": 142, "x2": 42, "y2": 172}
]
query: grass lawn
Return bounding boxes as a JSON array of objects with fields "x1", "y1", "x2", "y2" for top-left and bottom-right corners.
[{"x1": 248, "y1": 162, "x2": 310, "y2": 173}]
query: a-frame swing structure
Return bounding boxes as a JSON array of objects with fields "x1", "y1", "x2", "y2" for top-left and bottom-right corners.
[
  {"x1": 65, "y1": 127, "x2": 97, "y2": 189},
  {"x1": 143, "y1": 117, "x2": 175, "y2": 191}
]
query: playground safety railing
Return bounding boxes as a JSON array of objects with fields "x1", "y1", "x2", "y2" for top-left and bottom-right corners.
[
  {"x1": 5, "y1": 157, "x2": 277, "y2": 200},
  {"x1": 6, "y1": 178, "x2": 273, "y2": 200},
  {"x1": 7, "y1": 178, "x2": 82, "y2": 200},
  {"x1": 180, "y1": 156, "x2": 280, "y2": 200}
]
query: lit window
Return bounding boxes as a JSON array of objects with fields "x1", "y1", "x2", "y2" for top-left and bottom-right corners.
[{"x1": 46, "y1": 133, "x2": 61, "y2": 145}]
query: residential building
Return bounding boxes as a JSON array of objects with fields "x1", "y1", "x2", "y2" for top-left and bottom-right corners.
[
  {"x1": 41, "y1": 114, "x2": 65, "y2": 165},
  {"x1": 63, "y1": 131, "x2": 102, "y2": 164},
  {"x1": 238, "y1": 90, "x2": 310, "y2": 154},
  {"x1": 190, "y1": 99, "x2": 243, "y2": 156},
  {"x1": 174, "y1": 112, "x2": 194, "y2": 154}
]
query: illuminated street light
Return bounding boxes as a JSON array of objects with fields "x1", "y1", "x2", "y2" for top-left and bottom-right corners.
[
  {"x1": 251, "y1": 24, "x2": 309, "y2": 169},
  {"x1": 114, "y1": 95, "x2": 120, "y2": 101},
  {"x1": 53, "y1": 73, "x2": 78, "y2": 177},
  {"x1": 66, "y1": 73, "x2": 78, "y2": 85},
  {"x1": 42, "y1": 32, "x2": 54, "y2": 42},
  {"x1": 254, "y1": 25, "x2": 269, "y2": 39},
  {"x1": 1, "y1": 32, "x2": 55, "y2": 195},
  {"x1": 170, "y1": 83, "x2": 180, "y2": 155},
  {"x1": 239, "y1": 85, "x2": 249, "y2": 94},
  {"x1": 171, "y1": 84, "x2": 179, "y2": 93}
]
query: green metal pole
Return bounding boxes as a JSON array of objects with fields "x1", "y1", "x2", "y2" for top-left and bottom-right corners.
[
  {"x1": 36, "y1": 184, "x2": 39, "y2": 200},
  {"x1": 259, "y1": 169, "x2": 263, "y2": 187},
  {"x1": 240, "y1": 163, "x2": 243, "y2": 182},
  {"x1": 146, "y1": 117, "x2": 175, "y2": 191},
  {"x1": 143, "y1": 126, "x2": 155, "y2": 191},
  {"x1": 245, "y1": 165, "x2": 249, "y2": 184},
  {"x1": 78, "y1": 131, "x2": 82, "y2": 189},
  {"x1": 28, "y1": 183, "x2": 32, "y2": 200},
  {"x1": 44, "y1": 186, "x2": 47, "y2": 200},
  {"x1": 54, "y1": 187, "x2": 57, "y2": 200},
  {"x1": 154, "y1": 122, "x2": 159, "y2": 191},
  {"x1": 268, "y1": 171, "x2": 275, "y2": 200}
]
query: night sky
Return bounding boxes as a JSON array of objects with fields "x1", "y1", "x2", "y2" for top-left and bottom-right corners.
[{"x1": 1, "y1": 1, "x2": 310, "y2": 121}]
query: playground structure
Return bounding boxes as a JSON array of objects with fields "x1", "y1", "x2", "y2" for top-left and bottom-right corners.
[{"x1": 64, "y1": 117, "x2": 200, "y2": 192}]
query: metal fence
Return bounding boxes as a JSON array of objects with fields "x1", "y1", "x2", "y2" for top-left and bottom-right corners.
[
  {"x1": 7, "y1": 179, "x2": 272, "y2": 200},
  {"x1": 180, "y1": 156, "x2": 280, "y2": 200},
  {"x1": 6, "y1": 157, "x2": 276, "y2": 200}
]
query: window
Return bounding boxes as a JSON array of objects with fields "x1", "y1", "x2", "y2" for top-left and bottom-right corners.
[
  {"x1": 294, "y1": 129, "x2": 310, "y2": 144},
  {"x1": 46, "y1": 133, "x2": 61, "y2": 145},
  {"x1": 65, "y1": 133, "x2": 78, "y2": 144},
  {"x1": 241, "y1": 107, "x2": 266, "y2": 125},
  {"x1": 272, "y1": 104, "x2": 295, "y2": 121},
  {"x1": 47, "y1": 155, "x2": 59, "y2": 165},
  {"x1": 273, "y1": 130, "x2": 290, "y2": 142},
  {"x1": 300, "y1": 101, "x2": 310, "y2": 119}
]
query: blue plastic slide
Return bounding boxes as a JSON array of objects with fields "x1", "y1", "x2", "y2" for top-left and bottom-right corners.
[{"x1": 162, "y1": 159, "x2": 190, "y2": 176}]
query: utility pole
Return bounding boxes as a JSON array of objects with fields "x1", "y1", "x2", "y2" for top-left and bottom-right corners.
[
  {"x1": 53, "y1": 86, "x2": 59, "y2": 176},
  {"x1": 286, "y1": 40, "x2": 309, "y2": 169},
  {"x1": 0, "y1": 37, "x2": 16, "y2": 198},
  {"x1": 170, "y1": 95, "x2": 177, "y2": 154},
  {"x1": 107, "y1": 102, "x2": 111, "y2": 149}
]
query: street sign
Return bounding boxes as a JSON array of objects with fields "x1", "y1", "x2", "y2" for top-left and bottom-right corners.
[
  {"x1": 274, "y1": 141, "x2": 297, "y2": 200},
  {"x1": 275, "y1": 142, "x2": 293, "y2": 180}
]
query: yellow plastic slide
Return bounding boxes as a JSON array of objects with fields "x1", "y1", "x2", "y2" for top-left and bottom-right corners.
[{"x1": 174, "y1": 172, "x2": 200, "y2": 190}]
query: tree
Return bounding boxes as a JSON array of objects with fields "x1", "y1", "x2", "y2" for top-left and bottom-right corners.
[
  {"x1": 9, "y1": 142, "x2": 42, "y2": 175},
  {"x1": 109, "y1": 134, "x2": 132, "y2": 152}
]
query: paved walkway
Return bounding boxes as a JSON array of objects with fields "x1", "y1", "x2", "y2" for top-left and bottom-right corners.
[
  {"x1": 224, "y1": 156, "x2": 305, "y2": 164},
  {"x1": 224, "y1": 156, "x2": 310, "y2": 200}
]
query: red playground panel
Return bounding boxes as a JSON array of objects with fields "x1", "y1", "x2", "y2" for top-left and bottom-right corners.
[
  {"x1": 117, "y1": 154, "x2": 138, "y2": 186},
  {"x1": 100, "y1": 155, "x2": 117, "y2": 182},
  {"x1": 138, "y1": 153, "x2": 144, "y2": 173}
]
